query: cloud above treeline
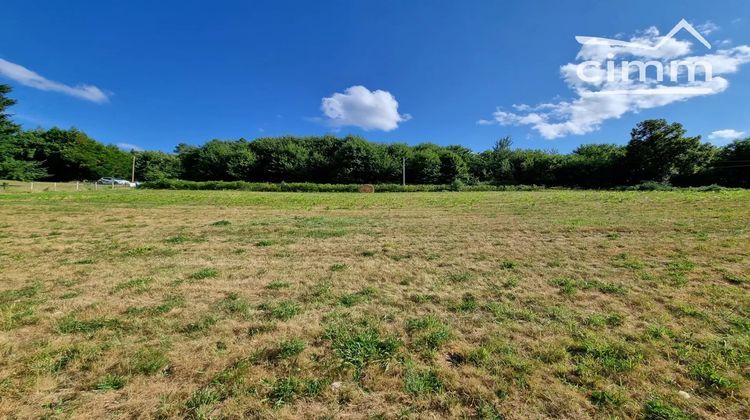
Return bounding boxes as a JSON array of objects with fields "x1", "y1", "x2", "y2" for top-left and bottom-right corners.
[
  {"x1": 0, "y1": 58, "x2": 110, "y2": 103},
  {"x1": 708, "y1": 128, "x2": 746, "y2": 144},
  {"x1": 321, "y1": 85, "x2": 411, "y2": 131},
  {"x1": 479, "y1": 22, "x2": 750, "y2": 139}
]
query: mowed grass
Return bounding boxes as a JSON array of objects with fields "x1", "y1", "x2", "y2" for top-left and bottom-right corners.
[{"x1": 0, "y1": 189, "x2": 748, "y2": 418}]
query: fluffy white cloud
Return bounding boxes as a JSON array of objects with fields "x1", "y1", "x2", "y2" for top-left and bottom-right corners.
[
  {"x1": 0, "y1": 58, "x2": 109, "y2": 103},
  {"x1": 480, "y1": 22, "x2": 750, "y2": 139},
  {"x1": 321, "y1": 85, "x2": 410, "y2": 131},
  {"x1": 708, "y1": 129, "x2": 746, "y2": 142}
]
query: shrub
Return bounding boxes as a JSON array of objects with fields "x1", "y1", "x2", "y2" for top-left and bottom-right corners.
[{"x1": 624, "y1": 181, "x2": 674, "y2": 191}]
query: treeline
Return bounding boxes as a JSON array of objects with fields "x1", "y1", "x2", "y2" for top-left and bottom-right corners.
[{"x1": 1, "y1": 84, "x2": 748, "y2": 188}]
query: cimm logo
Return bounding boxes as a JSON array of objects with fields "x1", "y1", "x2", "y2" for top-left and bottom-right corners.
[{"x1": 574, "y1": 19, "x2": 714, "y2": 96}]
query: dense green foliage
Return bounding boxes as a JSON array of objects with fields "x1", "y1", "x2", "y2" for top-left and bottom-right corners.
[{"x1": 0, "y1": 84, "x2": 747, "y2": 187}]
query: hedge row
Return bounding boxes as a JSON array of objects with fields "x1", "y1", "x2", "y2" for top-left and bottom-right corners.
[
  {"x1": 138, "y1": 179, "x2": 734, "y2": 192},
  {"x1": 138, "y1": 179, "x2": 546, "y2": 192},
  {"x1": 135, "y1": 179, "x2": 732, "y2": 193}
]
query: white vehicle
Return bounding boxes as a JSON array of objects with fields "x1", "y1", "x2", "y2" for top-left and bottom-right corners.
[{"x1": 97, "y1": 177, "x2": 136, "y2": 187}]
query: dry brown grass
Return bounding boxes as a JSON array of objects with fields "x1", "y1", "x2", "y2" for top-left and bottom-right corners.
[{"x1": 0, "y1": 190, "x2": 748, "y2": 419}]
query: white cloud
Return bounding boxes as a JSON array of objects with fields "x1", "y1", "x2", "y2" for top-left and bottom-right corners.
[
  {"x1": 696, "y1": 21, "x2": 719, "y2": 35},
  {"x1": 708, "y1": 129, "x2": 746, "y2": 143},
  {"x1": 480, "y1": 23, "x2": 750, "y2": 139},
  {"x1": 117, "y1": 143, "x2": 143, "y2": 151},
  {"x1": 0, "y1": 58, "x2": 109, "y2": 103},
  {"x1": 321, "y1": 85, "x2": 410, "y2": 131}
]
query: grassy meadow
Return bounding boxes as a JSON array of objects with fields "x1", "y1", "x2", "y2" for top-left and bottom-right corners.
[{"x1": 0, "y1": 189, "x2": 748, "y2": 419}]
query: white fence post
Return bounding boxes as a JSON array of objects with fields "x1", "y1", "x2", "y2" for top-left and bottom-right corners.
[
  {"x1": 30, "y1": 182, "x2": 33, "y2": 192},
  {"x1": 76, "y1": 181, "x2": 80, "y2": 191}
]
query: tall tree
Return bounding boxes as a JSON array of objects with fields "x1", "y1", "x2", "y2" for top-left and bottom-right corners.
[
  {"x1": 250, "y1": 137, "x2": 309, "y2": 182},
  {"x1": 625, "y1": 119, "x2": 707, "y2": 184},
  {"x1": 485, "y1": 137, "x2": 514, "y2": 184},
  {"x1": 557, "y1": 144, "x2": 627, "y2": 187},
  {"x1": 0, "y1": 85, "x2": 48, "y2": 180},
  {"x1": 0, "y1": 84, "x2": 19, "y2": 137},
  {"x1": 712, "y1": 139, "x2": 750, "y2": 187},
  {"x1": 438, "y1": 150, "x2": 468, "y2": 183},
  {"x1": 133, "y1": 150, "x2": 181, "y2": 181},
  {"x1": 408, "y1": 146, "x2": 441, "y2": 184}
]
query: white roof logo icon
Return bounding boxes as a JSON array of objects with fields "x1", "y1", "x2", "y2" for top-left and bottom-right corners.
[{"x1": 575, "y1": 19, "x2": 711, "y2": 50}]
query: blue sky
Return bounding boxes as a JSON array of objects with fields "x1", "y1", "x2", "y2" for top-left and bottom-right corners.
[{"x1": 2, "y1": 0, "x2": 749, "y2": 153}]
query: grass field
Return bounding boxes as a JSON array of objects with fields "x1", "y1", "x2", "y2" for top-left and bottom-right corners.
[{"x1": 0, "y1": 190, "x2": 748, "y2": 419}]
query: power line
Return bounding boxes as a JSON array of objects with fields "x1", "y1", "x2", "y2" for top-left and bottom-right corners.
[{"x1": 709, "y1": 164, "x2": 750, "y2": 169}]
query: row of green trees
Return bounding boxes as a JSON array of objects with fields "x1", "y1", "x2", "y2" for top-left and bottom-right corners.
[{"x1": 1, "y1": 84, "x2": 748, "y2": 187}]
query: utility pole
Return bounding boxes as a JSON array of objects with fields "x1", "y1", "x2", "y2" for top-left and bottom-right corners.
[
  {"x1": 402, "y1": 157, "x2": 406, "y2": 186},
  {"x1": 131, "y1": 155, "x2": 136, "y2": 183}
]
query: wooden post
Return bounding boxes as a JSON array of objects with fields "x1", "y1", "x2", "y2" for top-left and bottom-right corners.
[
  {"x1": 402, "y1": 157, "x2": 406, "y2": 186},
  {"x1": 30, "y1": 182, "x2": 33, "y2": 192},
  {"x1": 131, "y1": 155, "x2": 136, "y2": 183},
  {"x1": 76, "y1": 181, "x2": 80, "y2": 191},
  {"x1": 53, "y1": 182, "x2": 57, "y2": 191}
]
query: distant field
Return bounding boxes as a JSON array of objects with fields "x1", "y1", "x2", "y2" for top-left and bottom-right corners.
[{"x1": 0, "y1": 190, "x2": 748, "y2": 419}]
